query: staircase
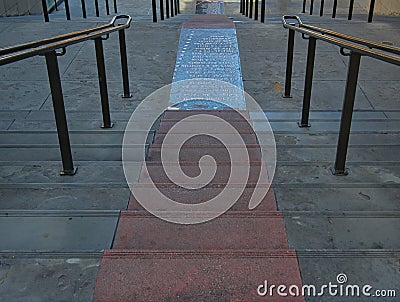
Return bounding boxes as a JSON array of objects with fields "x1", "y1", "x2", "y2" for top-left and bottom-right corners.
[{"x1": 92, "y1": 109, "x2": 304, "y2": 301}]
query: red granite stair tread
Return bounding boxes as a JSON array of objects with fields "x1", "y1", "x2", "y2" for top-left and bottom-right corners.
[
  {"x1": 113, "y1": 211, "x2": 288, "y2": 250},
  {"x1": 92, "y1": 249, "x2": 305, "y2": 302},
  {"x1": 152, "y1": 132, "x2": 258, "y2": 145},
  {"x1": 137, "y1": 162, "x2": 267, "y2": 185},
  {"x1": 157, "y1": 120, "x2": 255, "y2": 134},
  {"x1": 146, "y1": 145, "x2": 262, "y2": 162},
  {"x1": 127, "y1": 186, "x2": 277, "y2": 211}
]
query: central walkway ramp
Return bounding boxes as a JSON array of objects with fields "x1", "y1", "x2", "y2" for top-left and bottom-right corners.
[{"x1": 92, "y1": 3, "x2": 304, "y2": 301}]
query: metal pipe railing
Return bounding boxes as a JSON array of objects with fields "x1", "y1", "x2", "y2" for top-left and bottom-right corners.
[
  {"x1": 242, "y1": 0, "x2": 266, "y2": 23},
  {"x1": 282, "y1": 15, "x2": 400, "y2": 175},
  {"x1": 302, "y1": 0, "x2": 376, "y2": 23},
  {"x1": 151, "y1": 0, "x2": 180, "y2": 22},
  {"x1": 41, "y1": 0, "x2": 117, "y2": 22},
  {"x1": 0, "y1": 15, "x2": 132, "y2": 175}
]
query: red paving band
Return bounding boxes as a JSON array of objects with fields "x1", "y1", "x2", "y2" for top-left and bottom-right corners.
[{"x1": 92, "y1": 5, "x2": 305, "y2": 302}]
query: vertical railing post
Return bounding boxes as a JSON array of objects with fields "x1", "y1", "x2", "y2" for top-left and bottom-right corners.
[
  {"x1": 113, "y1": 0, "x2": 117, "y2": 13},
  {"x1": 152, "y1": 0, "x2": 158, "y2": 21},
  {"x1": 41, "y1": 0, "x2": 49, "y2": 22},
  {"x1": 260, "y1": 0, "x2": 265, "y2": 22},
  {"x1": 65, "y1": 0, "x2": 71, "y2": 20},
  {"x1": 174, "y1": 0, "x2": 177, "y2": 15},
  {"x1": 332, "y1": 0, "x2": 337, "y2": 18},
  {"x1": 302, "y1": 0, "x2": 306, "y2": 13},
  {"x1": 119, "y1": 29, "x2": 132, "y2": 99},
  {"x1": 310, "y1": 0, "x2": 314, "y2": 15},
  {"x1": 249, "y1": 0, "x2": 253, "y2": 18},
  {"x1": 331, "y1": 52, "x2": 361, "y2": 175},
  {"x1": 45, "y1": 51, "x2": 77, "y2": 175},
  {"x1": 284, "y1": 29, "x2": 295, "y2": 98},
  {"x1": 160, "y1": 0, "x2": 164, "y2": 20},
  {"x1": 348, "y1": 0, "x2": 354, "y2": 20},
  {"x1": 299, "y1": 37, "x2": 316, "y2": 128},
  {"x1": 81, "y1": 0, "x2": 87, "y2": 18},
  {"x1": 254, "y1": 0, "x2": 258, "y2": 20},
  {"x1": 170, "y1": 0, "x2": 174, "y2": 17},
  {"x1": 241, "y1": 0, "x2": 245, "y2": 15},
  {"x1": 245, "y1": 0, "x2": 249, "y2": 17},
  {"x1": 105, "y1": 0, "x2": 110, "y2": 15},
  {"x1": 368, "y1": 0, "x2": 375, "y2": 23},
  {"x1": 320, "y1": 0, "x2": 324, "y2": 16},
  {"x1": 95, "y1": 0, "x2": 100, "y2": 17},
  {"x1": 166, "y1": 0, "x2": 169, "y2": 18},
  {"x1": 94, "y1": 38, "x2": 113, "y2": 128},
  {"x1": 177, "y1": 0, "x2": 180, "y2": 13}
]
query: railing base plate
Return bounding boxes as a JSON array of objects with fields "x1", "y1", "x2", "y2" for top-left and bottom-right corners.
[
  {"x1": 60, "y1": 167, "x2": 78, "y2": 176},
  {"x1": 297, "y1": 121, "x2": 311, "y2": 128},
  {"x1": 330, "y1": 167, "x2": 349, "y2": 176},
  {"x1": 101, "y1": 122, "x2": 114, "y2": 129},
  {"x1": 121, "y1": 93, "x2": 133, "y2": 99}
]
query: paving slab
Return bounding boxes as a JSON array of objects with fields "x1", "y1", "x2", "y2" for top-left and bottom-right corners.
[
  {"x1": 284, "y1": 212, "x2": 400, "y2": 249},
  {"x1": 0, "y1": 163, "x2": 137, "y2": 184},
  {"x1": 298, "y1": 254, "x2": 400, "y2": 302},
  {"x1": 0, "y1": 256, "x2": 101, "y2": 302},
  {"x1": 0, "y1": 187, "x2": 130, "y2": 210},
  {"x1": 0, "y1": 213, "x2": 119, "y2": 250},
  {"x1": 274, "y1": 187, "x2": 400, "y2": 212}
]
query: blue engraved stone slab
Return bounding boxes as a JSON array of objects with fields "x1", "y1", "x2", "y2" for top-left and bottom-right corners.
[
  {"x1": 170, "y1": 13, "x2": 245, "y2": 111},
  {"x1": 172, "y1": 28, "x2": 243, "y2": 89},
  {"x1": 170, "y1": 99, "x2": 234, "y2": 110},
  {"x1": 195, "y1": 1, "x2": 225, "y2": 14}
]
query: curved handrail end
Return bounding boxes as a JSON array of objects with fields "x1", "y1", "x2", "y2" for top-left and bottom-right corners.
[{"x1": 282, "y1": 15, "x2": 303, "y2": 28}]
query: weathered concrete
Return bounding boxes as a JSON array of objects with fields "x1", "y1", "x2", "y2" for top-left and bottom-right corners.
[{"x1": 0, "y1": 0, "x2": 399, "y2": 300}]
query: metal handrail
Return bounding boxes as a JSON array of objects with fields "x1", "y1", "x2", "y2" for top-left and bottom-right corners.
[
  {"x1": 282, "y1": 16, "x2": 400, "y2": 66},
  {"x1": 282, "y1": 15, "x2": 400, "y2": 176},
  {"x1": 152, "y1": 0, "x2": 180, "y2": 22},
  {"x1": 41, "y1": 0, "x2": 118, "y2": 22},
  {"x1": 302, "y1": 0, "x2": 376, "y2": 23},
  {"x1": 0, "y1": 15, "x2": 131, "y2": 66},
  {"x1": 0, "y1": 15, "x2": 133, "y2": 175},
  {"x1": 241, "y1": 0, "x2": 266, "y2": 22}
]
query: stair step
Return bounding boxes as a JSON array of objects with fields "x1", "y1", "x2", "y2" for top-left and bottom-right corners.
[
  {"x1": 127, "y1": 186, "x2": 277, "y2": 211},
  {"x1": 137, "y1": 162, "x2": 267, "y2": 185},
  {"x1": 157, "y1": 120, "x2": 255, "y2": 134},
  {"x1": 92, "y1": 250, "x2": 304, "y2": 302},
  {"x1": 146, "y1": 145, "x2": 262, "y2": 162},
  {"x1": 152, "y1": 132, "x2": 258, "y2": 145},
  {"x1": 113, "y1": 211, "x2": 288, "y2": 250}
]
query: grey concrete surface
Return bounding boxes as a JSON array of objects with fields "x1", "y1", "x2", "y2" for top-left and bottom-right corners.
[{"x1": 0, "y1": 0, "x2": 399, "y2": 301}]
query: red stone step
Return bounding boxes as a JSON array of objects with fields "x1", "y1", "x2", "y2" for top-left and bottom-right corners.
[
  {"x1": 113, "y1": 211, "x2": 288, "y2": 250},
  {"x1": 92, "y1": 250, "x2": 305, "y2": 302},
  {"x1": 146, "y1": 145, "x2": 262, "y2": 163},
  {"x1": 127, "y1": 186, "x2": 277, "y2": 211},
  {"x1": 137, "y1": 162, "x2": 267, "y2": 186},
  {"x1": 157, "y1": 120, "x2": 255, "y2": 134},
  {"x1": 152, "y1": 132, "x2": 258, "y2": 146}
]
